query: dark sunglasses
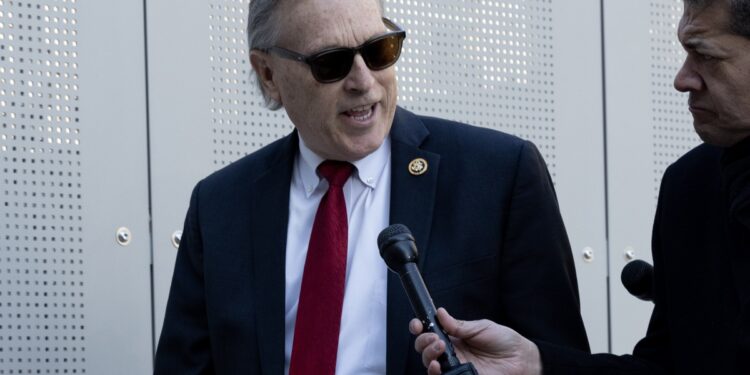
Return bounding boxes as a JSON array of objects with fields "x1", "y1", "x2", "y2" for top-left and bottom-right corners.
[{"x1": 264, "y1": 18, "x2": 406, "y2": 83}]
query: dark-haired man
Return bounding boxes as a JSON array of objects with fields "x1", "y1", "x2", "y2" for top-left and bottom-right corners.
[{"x1": 412, "y1": 0, "x2": 750, "y2": 374}]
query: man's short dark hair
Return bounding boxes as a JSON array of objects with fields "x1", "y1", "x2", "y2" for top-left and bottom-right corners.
[
  {"x1": 732, "y1": 1, "x2": 750, "y2": 38},
  {"x1": 685, "y1": 0, "x2": 750, "y2": 38}
]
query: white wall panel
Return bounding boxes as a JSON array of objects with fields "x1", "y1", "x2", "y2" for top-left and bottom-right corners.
[
  {"x1": 0, "y1": 0, "x2": 153, "y2": 373},
  {"x1": 146, "y1": 0, "x2": 296, "y2": 342},
  {"x1": 551, "y1": 0, "x2": 607, "y2": 352},
  {"x1": 603, "y1": 0, "x2": 699, "y2": 354},
  {"x1": 147, "y1": 0, "x2": 215, "y2": 345}
]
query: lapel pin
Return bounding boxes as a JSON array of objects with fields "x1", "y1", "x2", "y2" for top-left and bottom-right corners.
[{"x1": 408, "y1": 158, "x2": 428, "y2": 176}]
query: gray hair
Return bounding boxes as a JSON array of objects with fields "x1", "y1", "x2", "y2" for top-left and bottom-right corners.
[
  {"x1": 684, "y1": 0, "x2": 750, "y2": 38},
  {"x1": 247, "y1": 0, "x2": 386, "y2": 110},
  {"x1": 247, "y1": 0, "x2": 284, "y2": 110}
]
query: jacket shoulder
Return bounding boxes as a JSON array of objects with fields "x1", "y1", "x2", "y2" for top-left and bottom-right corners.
[
  {"x1": 419, "y1": 113, "x2": 524, "y2": 144},
  {"x1": 662, "y1": 143, "x2": 721, "y2": 184},
  {"x1": 199, "y1": 132, "x2": 296, "y2": 192},
  {"x1": 411, "y1": 112, "x2": 529, "y2": 159}
]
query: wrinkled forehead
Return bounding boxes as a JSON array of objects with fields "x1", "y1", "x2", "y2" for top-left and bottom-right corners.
[
  {"x1": 678, "y1": 0, "x2": 731, "y2": 41},
  {"x1": 276, "y1": 0, "x2": 386, "y2": 51}
]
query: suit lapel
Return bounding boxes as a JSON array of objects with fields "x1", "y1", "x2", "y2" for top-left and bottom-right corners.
[
  {"x1": 250, "y1": 133, "x2": 297, "y2": 375},
  {"x1": 386, "y1": 108, "x2": 441, "y2": 375}
]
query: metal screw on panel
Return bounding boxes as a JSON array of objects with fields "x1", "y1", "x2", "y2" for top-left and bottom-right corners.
[
  {"x1": 116, "y1": 227, "x2": 132, "y2": 246},
  {"x1": 624, "y1": 247, "x2": 636, "y2": 260},
  {"x1": 582, "y1": 247, "x2": 594, "y2": 263},
  {"x1": 171, "y1": 230, "x2": 182, "y2": 249}
]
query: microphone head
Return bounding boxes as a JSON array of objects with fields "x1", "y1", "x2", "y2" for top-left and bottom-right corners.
[
  {"x1": 377, "y1": 224, "x2": 418, "y2": 273},
  {"x1": 621, "y1": 259, "x2": 654, "y2": 302}
]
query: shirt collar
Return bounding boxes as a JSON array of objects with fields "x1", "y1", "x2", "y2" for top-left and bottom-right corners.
[{"x1": 297, "y1": 135, "x2": 391, "y2": 197}]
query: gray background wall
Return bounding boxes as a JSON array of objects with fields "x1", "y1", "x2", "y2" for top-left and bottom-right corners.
[{"x1": 0, "y1": 0, "x2": 697, "y2": 373}]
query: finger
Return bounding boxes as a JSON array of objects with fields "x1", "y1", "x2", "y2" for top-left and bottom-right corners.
[
  {"x1": 435, "y1": 307, "x2": 461, "y2": 336},
  {"x1": 436, "y1": 307, "x2": 491, "y2": 340},
  {"x1": 414, "y1": 332, "x2": 439, "y2": 353},
  {"x1": 409, "y1": 318, "x2": 424, "y2": 335},
  {"x1": 422, "y1": 340, "x2": 445, "y2": 369},
  {"x1": 427, "y1": 360, "x2": 442, "y2": 375}
]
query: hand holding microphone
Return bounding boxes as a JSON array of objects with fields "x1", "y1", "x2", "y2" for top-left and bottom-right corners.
[
  {"x1": 410, "y1": 308, "x2": 543, "y2": 375},
  {"x1": 378, "y1": 224, "x2": 479, "y2": 375}
]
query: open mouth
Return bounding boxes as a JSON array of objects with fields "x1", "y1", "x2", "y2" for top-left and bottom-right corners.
[{"x1": 343, "y1": 104, "x2": 376, "y2": 122}]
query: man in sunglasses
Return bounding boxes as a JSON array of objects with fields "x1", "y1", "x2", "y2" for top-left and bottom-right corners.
[
  {"x1": 410, "y1": 0, "x2": 750, "y2": 374},
  {"x1": 154, "y1": 0, "x2": 590, "y2": 374}
]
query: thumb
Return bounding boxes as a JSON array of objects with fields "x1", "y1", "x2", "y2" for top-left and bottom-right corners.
[{"x1": 435, "y1": 308, "x2": 478, "y2": 339}]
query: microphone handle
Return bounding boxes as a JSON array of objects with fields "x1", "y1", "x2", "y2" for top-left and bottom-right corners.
[{"x1": 399, "y1": 263, "x2": 462, "y2": 371}]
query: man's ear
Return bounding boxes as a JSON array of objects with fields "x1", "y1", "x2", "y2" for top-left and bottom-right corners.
[{"x1": 250, "y1": 50, "x2": 282, "y2": 104}]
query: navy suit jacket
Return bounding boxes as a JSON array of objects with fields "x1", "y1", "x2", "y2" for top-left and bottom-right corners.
[{"x1": 154, "y1": 107, "x2": 590, "y2": 374}]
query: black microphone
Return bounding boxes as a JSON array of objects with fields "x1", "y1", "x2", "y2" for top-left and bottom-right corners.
[
  {"x1": 621, "y1": 259, "x2": 654, "y2": 302},
  {"x1": 378, "y1": 224, "x2": 478, "y2": 375}
]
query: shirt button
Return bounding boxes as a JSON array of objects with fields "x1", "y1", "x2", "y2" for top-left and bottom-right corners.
[{"x1": 367, "y1": 177, "x2": 374, "y2": 184}]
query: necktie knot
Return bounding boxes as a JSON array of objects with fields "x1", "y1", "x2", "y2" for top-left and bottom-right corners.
[{"x1": 318, "y1": 160, "x2": 354, "y2": 187}]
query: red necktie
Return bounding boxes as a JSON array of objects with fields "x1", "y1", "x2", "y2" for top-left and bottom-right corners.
[{"x1": 289, "y1": 160, "x2": 354, "y2": 375}]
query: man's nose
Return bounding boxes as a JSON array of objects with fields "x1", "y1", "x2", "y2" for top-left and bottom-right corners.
[
  {"x1": 674, "y1": 55, "x2": 703, "y2": 92},
  {"x1": 343, "y1": 54, "x2": 376, "y2": 92}
]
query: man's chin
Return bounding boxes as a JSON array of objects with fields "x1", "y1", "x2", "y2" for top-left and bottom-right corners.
[{"x1": 694, "y1": 125, "x2": 745, "y2": 148}]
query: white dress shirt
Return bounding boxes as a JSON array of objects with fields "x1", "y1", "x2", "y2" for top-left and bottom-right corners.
[{"x1": 284, "y1": 135, "x2": 391, "y2": 375}]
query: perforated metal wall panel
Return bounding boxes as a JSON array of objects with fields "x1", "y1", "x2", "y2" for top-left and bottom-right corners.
[
  {"x1": 208, "y1": 1, "x2": 292, "y2": 167},
  {"x1": 604, "y1": 0, "x2": 699, "y2": 354},
  {"x1": 1, "y1": 0, "x2": 152, "y2": 373},
  {"x1": 148, "y1": 0, "x2": 297, "y2": 343},
  {"x1": 392, "y1": 0, "x2": 559, "y2": 176},
  {"x1": 0, "y1": 1, "x2": 86, "y2": 373}
]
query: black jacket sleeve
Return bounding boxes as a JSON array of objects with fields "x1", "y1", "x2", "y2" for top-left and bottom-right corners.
[
  {"x1": 153, "y1": 182, "x2": 215, "y2": 374},
  {"x1": 721, "y1": 136, "x2": 750, "y2": 231},
  {"x1": 720, "y1": 136, "x2": 750, "y2": 370},
  {"x1": 498, "y1": 141, "x2": 590, "y2": 352}
]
